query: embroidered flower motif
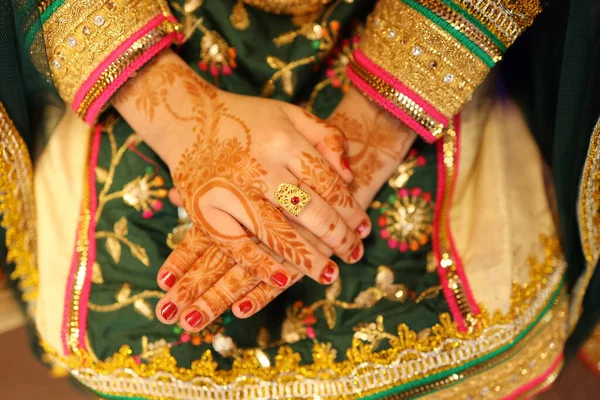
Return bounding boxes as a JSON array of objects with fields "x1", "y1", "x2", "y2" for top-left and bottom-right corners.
[
  {"x1": 122, "y1": 167, "x2": 168, "y2": 219},
  {"x1": 387, "y1": 149, "x2": 427, "y2": 189},
  {"x1": 198, "y1": 31, "x2": 237, "y2": 77},
  {"x1": 373, "y1": 187, "x2": 433, "y2": 252}
]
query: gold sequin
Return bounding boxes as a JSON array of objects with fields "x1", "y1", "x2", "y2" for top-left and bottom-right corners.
[
  {"x1": 0, "y1": 102, "x2": 38, "y2": 308},
  {"x1": 42, "y1": 235, "x2": 567, "y2": 399},
  {"x1": 359, "y1": 0, "x2": 490, "y2": 117},
  {"x1": 44, "y1": 0, "x2": 174, "y2": 104},
  {"x1": 572, "y1": 117, "x2": 600, "y2": 330}
]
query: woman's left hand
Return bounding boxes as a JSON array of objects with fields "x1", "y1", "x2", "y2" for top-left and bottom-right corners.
[{"x1": 158, "y1": 87, "x2": 416, "y2": 327}]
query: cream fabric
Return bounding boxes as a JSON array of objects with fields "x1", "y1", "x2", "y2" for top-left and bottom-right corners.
[
  {"x1": 452, "y1": 96, "x2": 556, "y2": 314},
  {"x1": 35, "y1": 109, "x2": 90, "y2": 354}
]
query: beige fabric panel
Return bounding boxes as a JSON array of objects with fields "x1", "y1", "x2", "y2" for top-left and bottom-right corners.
[
  {"x1": 452, "y1": 96, "x2": 556, "y2": 314},
  {"x1": 35, "y1": 109, "x2": 91, "y2": 354}
]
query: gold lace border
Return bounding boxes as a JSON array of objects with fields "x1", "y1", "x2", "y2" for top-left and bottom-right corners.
[{"x1": 0, "y1": 101, "x2": 38, "y2": 309}]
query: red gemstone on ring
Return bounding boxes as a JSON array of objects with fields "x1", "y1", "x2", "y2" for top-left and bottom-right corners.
[{"x1": 291, "y1": 196, "x2": 300, "y2": 205}]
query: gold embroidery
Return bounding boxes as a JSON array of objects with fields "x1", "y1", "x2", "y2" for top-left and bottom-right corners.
[
  {"x1": 91, "y1": 262, "x2": 104, "y2": 284},
  {"x1": 402, "y1": 295, "x2": 566, "y2": 399},
  {"x1": 348, "y1": 58, "x2": 445, "y2": 137},
  {"x1": 263, "y1": 56, "x2": 316, "y2": 97},
  {"x1": 76, "y1": 20, "x2": 179, "y2": 119},
  {"x1": 387, "y1": 150, "x2": 424, "y2": 189},
  {"x1": 572, "y1": 118, "x2": 600, "y2": 330},
  {"x1": 413, "y1": 0, "x2": 503, "y2": 62},
  {"x1": 96, "y1": 217, "x2": 150, "y2": 266},
  {"x1": 371, "y1": 189, "x2": 433, "y2": 252},
  {"x1": 272, "y1": 267, "x2": 441, "y2": 343},
  {"x1": 44, "y1": 0, "x2": 173, "y2": 103},
  {"x1": 88, "y1": 283, "x2": 163, "y2": 320},
  {"x1": 0, "y1": 102, "x2": 38, "y2": 307},
  {"x1": 40, "y1": 234, "x2": 567, "y2": 399},
  {"x1": 359, "y1": 0, "x2": 489, "y2": 117},
  {"x1": 65, "y1": 134, "x2": 93, "y2": 354},
  {"x1": 454, "y1": 0, "x2": 541, "y2": 46},
  {"x1": 263, "y1": 2, "x2": 341, "y2": 97}
]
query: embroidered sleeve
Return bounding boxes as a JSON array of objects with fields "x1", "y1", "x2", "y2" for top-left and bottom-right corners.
[
  {"x1": 41, "y1": 0, "x2": 182, "y2": 124},
  {"x1": 347, "y1": 0, "x2": 541, "y2": 142}
]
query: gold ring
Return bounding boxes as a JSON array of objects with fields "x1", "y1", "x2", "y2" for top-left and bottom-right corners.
[{"x1": 274, "y1": 182, "x2": 311, "y2": 217}]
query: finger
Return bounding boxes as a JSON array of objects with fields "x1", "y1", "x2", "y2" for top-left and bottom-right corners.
[
  {"x1": 198, "y1": 207, "x2": 296, "y2": 289},
  {"x1": 157, "y1": 226, "x2": 212, "y2": 290},
  {"x1": 231, "y1": 272, "x2": 306, "y2": 319},
  {"x1": 168, "y1": 188, "x2": 183, "y2": 207},
  {"x1": 279, "y1": 180, "x2": 363, "y2": 264},
  {"x1": 285, "y1": 107, "x2": 353, "y2": 183},
  {"x1": 289, "y1": 147, "x2": 372, "y2": 239},
  {"x1": 244, "y1": 193, "x2": 340, "y2": 285},
  {"x1": 290, "y1": 220, "x2": 333, "y2": 257},
  {"x1": 180, "y1": 265, "x2": 260, "y2": 331},
  {"x1": 155, "y1": 246, "x2": 240, "y2": 324}
]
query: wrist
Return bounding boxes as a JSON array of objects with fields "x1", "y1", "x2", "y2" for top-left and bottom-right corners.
[{"x1": 113, "y1": 49, "x2": 221, "y2": 169}]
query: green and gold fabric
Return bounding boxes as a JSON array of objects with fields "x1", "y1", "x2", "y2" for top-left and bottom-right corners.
[{"x1": 1, "y1": 0, "x2": 600, "y2": 399}]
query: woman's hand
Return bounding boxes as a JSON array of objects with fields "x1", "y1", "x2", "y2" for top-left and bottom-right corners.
[
  {"x1": 157, "y1": 86, "x2": 416, "y2": 329},
  {"x1": 114, "y1": 50, "x2": 371, "y2": 328}
]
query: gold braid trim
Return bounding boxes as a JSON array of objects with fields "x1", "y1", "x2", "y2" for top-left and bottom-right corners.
[
  {"x1": 572, "y1": 117, "x2": 600, "y2": 331},
  {"x1": 453, "y1": 0, "x2": 541, "y2": 47},
  {"x1": 40, "y1": 236, "x2": 566, "y2": 400},
  {"x1": 44, "y1": 0, "x2": 173, "y2": 104},
  {"x1": 0, "y1": 102, "x2": 38, "y2": 308}
]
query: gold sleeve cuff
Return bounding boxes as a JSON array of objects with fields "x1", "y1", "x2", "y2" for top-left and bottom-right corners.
[
  {"x1": 350, "y1": 0, "x2": 541, "y2": 140},
  {"x1": 44, "y1": 0, "x2": 175, "y2": 111}
]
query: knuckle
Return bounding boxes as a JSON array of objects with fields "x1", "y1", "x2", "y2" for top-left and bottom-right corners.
[
  {"x1": 314, "y1": 207, "x2": 336, "y2": 231},
  {"x1": 270, "y1": 132, "x2": 292, "y2": 150}
]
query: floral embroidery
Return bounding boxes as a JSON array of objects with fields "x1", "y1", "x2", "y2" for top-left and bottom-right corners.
[
  {"x1": 87, "y1": 283, "x2": 163, "y2": 320},
  {"x1": 122, "y1": 173, "x2": 168, "y2": 219},
  {"x1": 388, "y1": 148, "x2": 427, "y2": 189},
  {"x1": 96, "y1": 217, "x2": 150, "y2": 266},
  {"x1": 171, "y1": 1, "x2": 238, "y2": 80},
  {"x1": 372, "y1": 187, "x2": 433, "y2": 252},
  {"x1": 260, "y1": 266, "x2": 441, "y2": 346}
]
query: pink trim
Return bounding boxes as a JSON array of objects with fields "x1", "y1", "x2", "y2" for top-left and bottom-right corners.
[
  {"x1": 503, "y1": 353, "x2": 563, "y2": 399},
  {"x1": 347, "y1": 67, "x2": 439, "y2": 143},
  {"x1": 83, "y1": 34, "x2": 177, "y2": 124},
  {"x1": 73, "y1": 14, "x2": 174, "y2": 109},
  {"x1": 432, "y1": 122, "x2": 466, "y2": 330},
  {"x1": 446, "y1": 116, "x2": 480, "y2": 314},
  {"x1": 60, "y1": 125, "x2": 101, "y2": 355},
  {"x1": 353, "y1": 49, "x2": 449, "y2": 125}
]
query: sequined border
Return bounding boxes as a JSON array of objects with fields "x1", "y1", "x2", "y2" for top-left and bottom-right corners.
[
  {"x1": 572, "y1": 117, "x2": 600, "y2": 330},
  {"x1": 0, "y1": 101, "x2": 38, "y2": 311},
  {"x1": 42, "y1": 236, "x2": 566, "y2": 400}
]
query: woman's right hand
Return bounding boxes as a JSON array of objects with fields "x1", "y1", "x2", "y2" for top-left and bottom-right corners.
[{"x1": 113, "y1": 50, "x2": 371, "y2": 327}]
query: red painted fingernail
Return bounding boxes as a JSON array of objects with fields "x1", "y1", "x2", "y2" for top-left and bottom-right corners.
[
  {"x1": 271, "y1": 272, "x2": 289, "y2": 287},
  {"x1": 320, "y1": 263, "x2": 337, "y2": 283},
  {"x1": 160, "y1": 301, "x2": 178, "y2": 321},
  {"x1": 160, "y1": 271, "x2": 176, "y2": 288},
  {"x1": 351, "y1": 244, "x2": 362, "y2": 261},
  {"x1": 238, "y1": 300, "x2": 253, "y2": 314},
  {"x1": 356, "y1": 220, "x2": 370, "y2": 236},
  {"x1": 341, "y1": 155, "x2": 352, "y2": 172},
  {"x1": 184, "y1": 309, "x2": 204, "y2": 328}
]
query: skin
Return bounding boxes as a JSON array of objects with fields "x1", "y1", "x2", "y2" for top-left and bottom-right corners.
[
  {"x1": 113, "y1": 50, "x2": 374, "y2": 330},
  {"x1": 153, "y1": 87, "x2": 416, "y2": 331}
]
